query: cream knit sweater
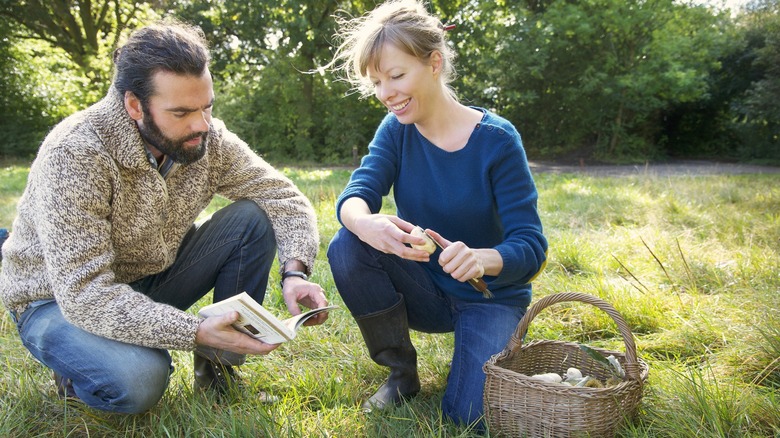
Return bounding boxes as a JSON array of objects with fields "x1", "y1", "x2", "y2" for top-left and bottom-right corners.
[{"x1": 0, "y1": 88, "x2": 319, "y2": 351}]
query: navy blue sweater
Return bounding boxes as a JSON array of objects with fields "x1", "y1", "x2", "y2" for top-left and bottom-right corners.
[{"x1": 337, "y1": 109, "x2": 547, "y2": 307}]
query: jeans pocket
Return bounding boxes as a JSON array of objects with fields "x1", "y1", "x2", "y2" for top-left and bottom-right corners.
[{"x1": 16, "y1": 299, "x2": 56, "y2": 332}]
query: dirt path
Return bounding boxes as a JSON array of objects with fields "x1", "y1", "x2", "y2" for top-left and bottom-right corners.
[{"x1": 528, "y1": 160, "x2": 780, "y2": 177}]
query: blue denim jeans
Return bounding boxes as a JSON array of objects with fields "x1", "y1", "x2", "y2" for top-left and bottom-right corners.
[
  {"x1": 327, "y1": 228, "x2": 525, "y2": 428},
  {"x1": 13, "y1": 200, "x2": 277, "y2": 413}
]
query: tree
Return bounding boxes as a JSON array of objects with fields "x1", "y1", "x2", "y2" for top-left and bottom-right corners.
[
  {"x1": 738, "y1": 0, "x2": 780, "y2": 160},
  {"x1": 0, "y1": 0, "x2": 153, "y2": 88},
  {"x1": 172, "y1": 0, "x2": 386, "y2": 163},
  {"x1": 453, "y1": 0, "x2": 730, "y2": 162},
  {"x1": 0, "y1": 20, "x2": 51, "y2": 157},
  {"x1": 0, "y1": 1, "x2": 159, "y2": 156}
]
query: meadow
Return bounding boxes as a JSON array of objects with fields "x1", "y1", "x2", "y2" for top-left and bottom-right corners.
[{"x1": 0, "y1": 162, "x2": 778, "y2": 437}]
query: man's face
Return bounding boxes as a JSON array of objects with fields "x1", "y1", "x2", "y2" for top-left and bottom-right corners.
[{"x1": 137, "y1": 68, "x2": 215, "y2": 164}]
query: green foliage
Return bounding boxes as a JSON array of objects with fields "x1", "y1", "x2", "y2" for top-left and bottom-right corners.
[
  {"x1": 664, "y1": 1, "x2": 780, "y2": 164},
  {"x1": 171, "y1": 0, "x2": 387, "y2": 163},
  {"x1": 0, "y1": 1, "x2": 159, "y2": 157},
  {"x1": 735, "y1": 1, "x2": 780, "y2": 162},
  {"x1": 1, "y1": 0, "x2": 779, "y2": 163},
  {"x1": 453, "y1": 0, "x2": 731, "y2": 162},
  {"x1": 0, "y1": 28, "x2": 99, "y2": 157},
  {"x1": 0, "y1": 0, "x2": 153, "y2": 83},
  {"x1": 214, "y1": 61, "x2": 385, "y2": 164}
]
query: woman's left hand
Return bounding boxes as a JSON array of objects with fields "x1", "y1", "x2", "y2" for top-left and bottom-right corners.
[{"x1": 424, "y1": 229, "x2": 486, "y2": 283}]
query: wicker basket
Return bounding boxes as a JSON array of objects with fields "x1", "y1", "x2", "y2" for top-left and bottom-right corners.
[{"x1": 483, "y1": 292, "x2": 649, "y2": 437}]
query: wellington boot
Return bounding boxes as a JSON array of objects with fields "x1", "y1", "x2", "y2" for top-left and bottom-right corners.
[{"x1": 355, "y1": 295, "x2": 420, "y2": 411}]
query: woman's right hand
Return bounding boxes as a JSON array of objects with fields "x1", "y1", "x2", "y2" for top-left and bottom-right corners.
[
  {"x1": 351, "y1": 213, "x2": 432, "y2": 262},
  {"x1": 341, "y1": 197, "x2": 431, "y2": 261}
]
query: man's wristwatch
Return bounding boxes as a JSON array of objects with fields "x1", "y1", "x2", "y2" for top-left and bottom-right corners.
[{"x1": 279, "y1": 270, "x2": 308, "y2": 289}]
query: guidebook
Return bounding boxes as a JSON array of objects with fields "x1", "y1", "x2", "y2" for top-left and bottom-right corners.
[{"x1": 198, "y1": 292, "x2": 337, "y2": 344}]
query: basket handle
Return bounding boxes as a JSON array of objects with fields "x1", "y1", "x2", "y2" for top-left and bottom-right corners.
[{"x1": 503, "y1": 292, "x2": 643, "y2": 381}]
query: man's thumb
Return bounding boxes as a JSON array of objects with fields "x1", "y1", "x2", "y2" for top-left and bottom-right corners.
[{"x1": 219, "y1": 310, "x2": 240, "y2": 325}]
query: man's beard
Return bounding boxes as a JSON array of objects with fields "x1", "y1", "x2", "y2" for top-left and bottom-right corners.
[{"x1": 138, "y1": 105, "x2": 208, "y2": 165}]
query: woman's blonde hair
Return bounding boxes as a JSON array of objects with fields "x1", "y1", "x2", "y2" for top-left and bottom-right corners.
[{"x1": 329, "y1": 0, "x2": 457, "y2": 99}]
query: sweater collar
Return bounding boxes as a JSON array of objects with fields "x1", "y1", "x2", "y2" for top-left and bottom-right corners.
[{"x1": 85, "y1": 88, "x2": 151, "y2": 169}]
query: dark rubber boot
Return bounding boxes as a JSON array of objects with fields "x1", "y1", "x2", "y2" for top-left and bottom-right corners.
[{"x1": 355, "y1": 295, "x2": 421, "y2": 411}]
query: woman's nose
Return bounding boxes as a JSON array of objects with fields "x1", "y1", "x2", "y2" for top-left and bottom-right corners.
[{"x1": 375, "y1": 83, "x2": 394, "y2": 102}]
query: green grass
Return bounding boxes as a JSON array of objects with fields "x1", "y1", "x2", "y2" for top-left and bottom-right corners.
[{"x1": 1, "y1": 162, "x2": 779, "y2": 437}]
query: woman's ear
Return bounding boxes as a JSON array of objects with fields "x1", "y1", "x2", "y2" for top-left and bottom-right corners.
[
  {"x1": 124, "y1": 91, "x2": 144, "y2": 121},
  {"x1": 430, "y1": 50, "x2": 443, "y2": 76}
]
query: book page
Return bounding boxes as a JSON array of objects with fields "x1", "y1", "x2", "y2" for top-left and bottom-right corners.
[
  {"x1": 232, "y1": 299, "x2": 294, "y2": 343},
  {"x1": 198, "y1": 293, "x2": 294, "y2": 343},
  {"x1": 281, "y1": 305, "x2": 339, "y2": 332}
]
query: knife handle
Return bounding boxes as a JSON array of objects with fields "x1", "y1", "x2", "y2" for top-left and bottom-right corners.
[
  {"x1": 424, "y1": 229, "x2": 494, "y2": 298},
  {"x1": 468, "y1": 277, "x2": 493, "y2": 299}
]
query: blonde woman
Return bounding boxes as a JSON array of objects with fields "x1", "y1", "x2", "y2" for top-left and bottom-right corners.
[{"x1": 326, "y1": 0, "x2": 547, "y2": 428}]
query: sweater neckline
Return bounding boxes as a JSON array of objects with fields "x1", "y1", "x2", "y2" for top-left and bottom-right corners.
[{"x1": 415, "y1": 107, "x2": 487, "y2": 154}]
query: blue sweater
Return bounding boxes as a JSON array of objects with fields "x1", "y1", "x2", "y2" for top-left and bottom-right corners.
[{"x1": 337, "y1": 109, "x2": 547, "y2": 307}]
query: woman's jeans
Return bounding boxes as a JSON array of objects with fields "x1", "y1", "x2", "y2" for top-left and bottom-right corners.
[
  {"x1": 327, "y1": 228, "x2": 525, "y2": 427},
  {"x1": 12, "y1": 200, "x2": 277, "y2": 414}
]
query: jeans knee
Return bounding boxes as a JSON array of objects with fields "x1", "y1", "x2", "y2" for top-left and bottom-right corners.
[
  {"x1": 220, "y1": 200, "x2": 274, "y2": 245},
  {"x1": 326, "y1": 227, "x2": 347, "y2": 257},
  {"x1": 327, "y1": 228, "x2": 362, "y2": 271},
  {"x1": 113, "y1": 377, "x2": 168, "y2": 414},
  {"x1": 80, "y1": 352, "x2": 171, "y2": 414},
  {"x1": 226, "y1": 198, "x2": 261, "y2": 215},
  {"x1": 224, "y1": 200, "x2": 267, "y2": 228}
]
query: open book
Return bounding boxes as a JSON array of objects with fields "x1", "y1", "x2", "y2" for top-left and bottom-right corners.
[{"x1": 197, "y1": 292, "x2": 337, "y2": 344}]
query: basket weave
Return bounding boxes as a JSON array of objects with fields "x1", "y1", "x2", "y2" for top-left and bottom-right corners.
[{"x1": 483, "y1": 292, "x2": 649, "y2": 437}]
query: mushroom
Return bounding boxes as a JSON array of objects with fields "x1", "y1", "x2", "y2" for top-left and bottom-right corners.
[
  {"x1": 410, "y1": 226, "x2": 436, "y2": 254},
  {"x1": 530, "y1": 373, "x2": 563, "y2": 383}
]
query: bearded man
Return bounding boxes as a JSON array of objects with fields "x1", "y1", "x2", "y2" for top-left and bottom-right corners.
[{"x1": 0, "y1": 20, "x2": 329, "y2": 413}]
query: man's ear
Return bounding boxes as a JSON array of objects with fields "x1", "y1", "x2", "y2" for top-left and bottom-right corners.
[{"x1": 124, "y1": 91, "x2": 144, "y2": 121}]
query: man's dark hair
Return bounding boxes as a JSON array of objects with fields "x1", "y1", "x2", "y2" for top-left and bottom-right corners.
[{"x1": 113, "y1": 20, "x2": 211, "y2": 104}]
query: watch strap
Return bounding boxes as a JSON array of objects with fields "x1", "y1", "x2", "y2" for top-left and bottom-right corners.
[{"x1": 280, "y1": 270, "x2": 308, "y2": 288}]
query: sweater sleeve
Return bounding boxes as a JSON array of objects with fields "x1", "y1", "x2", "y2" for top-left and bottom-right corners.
[
  {"x1": 336, "y1": 114, "x2": 399, "y2": 225},
  {"x1": 489, "y1": 128, "x2": 548, "y2": 286},
  {"x1": 33, "y1": 145, "x2": 200, "y2": 350},
  {"x1": 209, "y1": 121, "x2": 319, "y2": 271}
]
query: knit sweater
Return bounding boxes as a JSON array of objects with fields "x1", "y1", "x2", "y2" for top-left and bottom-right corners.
[
  {"x1": 336, "y1": 109, "x2": 547, "y2": 308},
  {"x1": 0, "y1": 88, "x2": 319, "y2": 351}
]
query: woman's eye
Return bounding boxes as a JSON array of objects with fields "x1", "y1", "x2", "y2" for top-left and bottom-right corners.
[{"x1": 392, "y1": 73, "x2": 404, "y2": 80}]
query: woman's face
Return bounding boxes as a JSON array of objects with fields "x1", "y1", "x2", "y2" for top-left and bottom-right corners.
[{"x1": 366, "y1": 43, "x2": 441, "y2": 126}]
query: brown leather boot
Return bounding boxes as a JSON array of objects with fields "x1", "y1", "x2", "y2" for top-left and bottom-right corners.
[
  {"x1": 193, "y1": 352, "x2": 240, "y2": 395},
  {"x1": 53, "y1": 372, "x2": 78, "y2": 399},
  {"x1": 355, "y1": 295, "x2": 421, "y2": 411}
]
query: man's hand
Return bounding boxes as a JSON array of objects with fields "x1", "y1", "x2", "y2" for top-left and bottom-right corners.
[
  {"x1": 195, "y1": 311, "x2": 280, "y2": 355},
  {"x1": 281, "y1": 276, "x2": 330, "y2": 326}
]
